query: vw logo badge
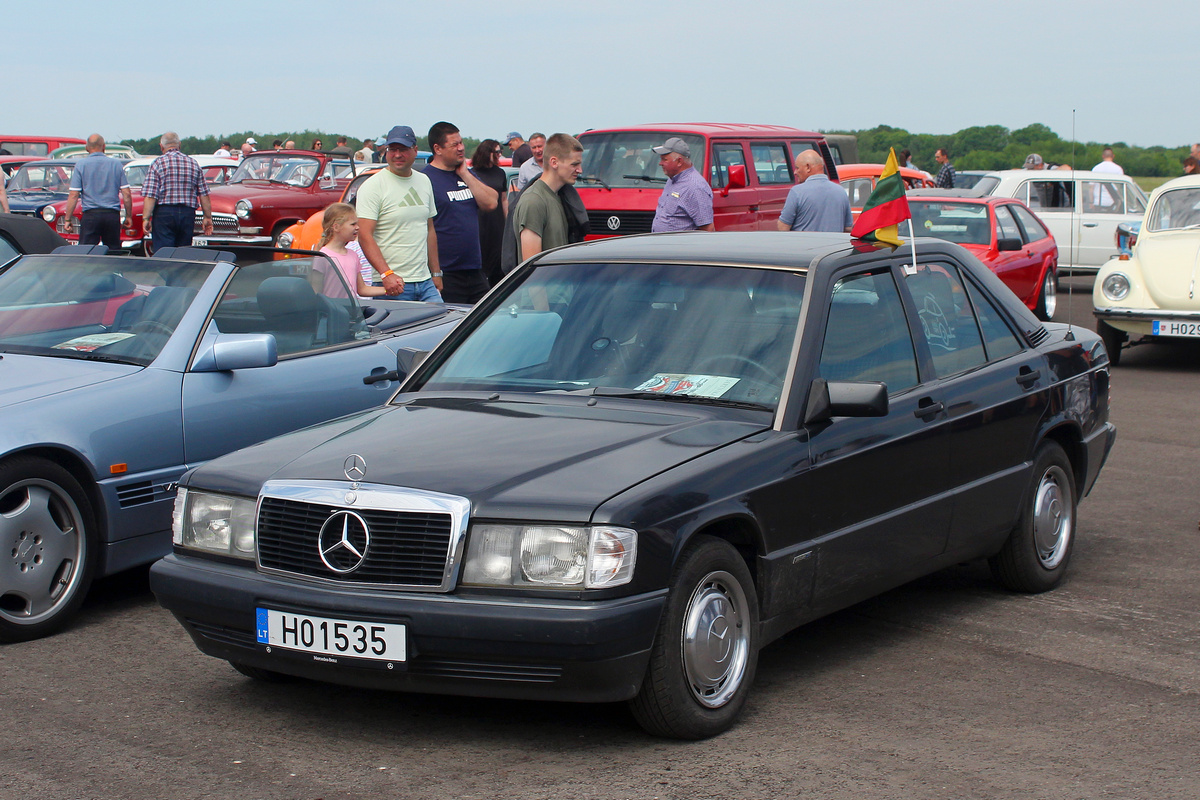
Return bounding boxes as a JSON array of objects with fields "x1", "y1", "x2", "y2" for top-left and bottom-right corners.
[
  {"x1": 318, "y1": 510, "x2": 371, "y2": 574},
  {"x1": 343, "y1": 454, "x2": 366, "y2": 483},
  {"x1": 606, "y1": 215, "x2": 621, "y2": 231}
]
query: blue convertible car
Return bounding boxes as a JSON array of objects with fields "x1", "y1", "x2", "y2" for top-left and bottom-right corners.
[{"x1": 0, "y1": 246, "x2": 463, "y2": 640}]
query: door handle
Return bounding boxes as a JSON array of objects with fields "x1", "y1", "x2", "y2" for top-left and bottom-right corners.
[
  {"x1": 1016, "y1": 368, "x2": 1041, "y2": 387},
  {"x1": 914, "y1": 399, "x2": 944, "y2": 420},
  {"x1": 1082, "y1": 222, "x2": 1099, "y2": 228}
]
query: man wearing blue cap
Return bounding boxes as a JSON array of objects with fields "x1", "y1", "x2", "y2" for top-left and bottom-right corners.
[
  {"x1": 355, "y1": 125, "x2": 442, "y2": 301},
  {"x1": 505, "y1": 131, "x2": 533, "y2": 168}
]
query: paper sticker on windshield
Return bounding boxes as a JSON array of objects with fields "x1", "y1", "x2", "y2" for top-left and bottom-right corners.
[
  {"x1": 52, "y1": 332, "x2": 137, "y2": 352},
  {"x1": 635, "y1": 374, "x2": 739, "y2": 398}
]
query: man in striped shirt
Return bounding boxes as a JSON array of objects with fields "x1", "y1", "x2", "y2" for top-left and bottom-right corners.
[{"x1": 141, "y1": 131, "x2": 213, "y2": 249}]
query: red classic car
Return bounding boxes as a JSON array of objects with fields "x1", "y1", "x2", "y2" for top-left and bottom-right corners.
[
  {"x1": 907, "y1": 189, "x2": 1060, "y2": 321},
  {"x1": 194, "y1": 150, "x2": 363, "y2": 247},
  {"x1": 39, "y1": 155, "x2": 238, "y2": 253}
]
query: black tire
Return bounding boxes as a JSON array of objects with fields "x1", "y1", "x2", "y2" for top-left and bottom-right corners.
[
  {"x1": 230, "y1": 661, "x2": 295, "y2": 683},
  {"x1": 1097, "y1": 320, "x2": 1125, "y2": 366},
  {"x1": 1034, "y1": 267, "x2": 1057, "y2": 322},
  {"x1": 989, "y1": 441, "x2": 1076, "y2": 593},
  {"x1": 629, "y1": 536, "x2": 759, "y2": 739},
  {"x1": 0, "y1": 457, "x2": 96, "y2": 642}
]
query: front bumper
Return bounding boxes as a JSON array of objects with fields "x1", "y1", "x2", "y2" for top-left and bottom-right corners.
[
  {"x1": 1093, "y1": 307, "x2": 1200, "y2": 336},
  {"x1": 150, "y1": 554, "x2": 665, "y2": 703}
]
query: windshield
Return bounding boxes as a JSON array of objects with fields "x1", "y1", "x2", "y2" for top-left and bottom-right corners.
[
  {"x1": 419, "y1": 261, "x2": 806, "y2": 409},
  {"x1": 125, "y1": 164, "x2": 149, "y2": 188},
  {"x1": 578, "y1": 132, "x2": 706, "y2": 188},
  {"x1": 230, "y1": 154, "x2": 323, "y2": 187},
  {"x1": 910, "y1": 202, "x2": 993, "y2": 245},
  {"x1": 1146, "y1": 187, "x2": 1200, "y2": 232},
  {"x1": 0, "y1": 255, "x2": 215, "y2": 365},
  {"x1": 8, "y1": 163, "x2": 73, "y2": 193}
]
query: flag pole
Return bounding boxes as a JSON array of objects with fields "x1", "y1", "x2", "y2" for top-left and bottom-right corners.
[{"x1": 907, "y1": 218, "x2": 917, "y2": 273}]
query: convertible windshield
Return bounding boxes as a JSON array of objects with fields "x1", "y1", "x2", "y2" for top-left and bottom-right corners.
[
  {"x1": 579, "y1": 132, "x2": 706, "y2": 188},
  {"x1": 420, "y1": 261, "x2": 806, "y2": 409},
  {"x1": 0, "y1": 255, "x2": 216, "y2": 365},
  {"x1": 8, "y1": 163, "x2": 74, "y2": 193},
  {"x1": 230, "y1": 154, "x2": 324, "y2": 187},
  {"x1": 1146, "y1": 187, "x2": 1200, "y2": 232},
  {"x1": 910, "y1": 201, "x2": 992, "y2": 245}
]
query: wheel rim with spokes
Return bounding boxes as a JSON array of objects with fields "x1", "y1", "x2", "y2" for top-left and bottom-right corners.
[
  {"x1": 1042, "y1": 272, "x2": 1057, "y2": 319},
  {"x1": 1032, "y1": 466, "x2": 1072, "y2": 569},
  {"x1": 0, "y1": 479, "x2": 87, "y2": 626},
  {"x1": 680, "y1": 570, "x2": 751, "y2": 708}
]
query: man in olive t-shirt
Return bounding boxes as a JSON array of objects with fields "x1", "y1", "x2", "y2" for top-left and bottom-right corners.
[{"x1": 513, "y1": 133, "x2": 583, "y2": 261}]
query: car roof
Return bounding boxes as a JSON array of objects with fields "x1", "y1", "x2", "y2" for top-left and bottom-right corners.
[
  {"x1": 990, "y1": 168, "x2": 1136, "y2": 181},
  {"x1": 577, "y1": 123, "x2": 826, "y2": 138},
  {"x1": 908, "y1": 188, "x2": 993, "y2": 199},
  {"x1": 14, "y1": 159, "x2": 76, "y2": 168},
  {"x1": 1146, "y1": 173, "x2": 1200, "y2": 200},
  {"x1": 838, "y1": 163, "x2": 932, "y2": 180}
]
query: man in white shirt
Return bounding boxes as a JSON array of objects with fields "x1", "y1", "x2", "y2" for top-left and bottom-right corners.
[
  {"x1": 1092, "y1": 147, "x2": 1123, "y2": 175},
  {"x1": 515, "y1": 133, "x2": 546, "y2": 191}
]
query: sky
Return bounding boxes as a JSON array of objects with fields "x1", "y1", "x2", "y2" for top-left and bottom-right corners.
[{"x1": 7, "y1": 0, "x2": 1195, "y2": 149}]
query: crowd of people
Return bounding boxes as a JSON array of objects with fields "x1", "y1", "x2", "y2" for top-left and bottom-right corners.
[{"x1": 33, "y1": 128, "x2": 1200, "y2": 305}]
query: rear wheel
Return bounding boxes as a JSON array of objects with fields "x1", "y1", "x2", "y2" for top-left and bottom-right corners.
[
  {"x1": 629, "y1": 536, "x2": 758, "y2": 739},
  {"x1": 0, "y1": 457, "x2": 96, "y2": 642},
  {"x1": 1034, "y1": 267, "x2": 1057, "y2": 321},
  {"x1": 989, "y1": 441, "x2": 1076, "y2": 593},
  {"x1": 1097, "y1": 320, "x2": 1125, "y2": 366}
]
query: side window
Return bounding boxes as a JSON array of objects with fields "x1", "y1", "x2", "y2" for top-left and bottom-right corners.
[
  {"x1": 750, "y1": 142, "x2": 792, "y2": 185},
  {"x1": 994, "y1": 205, "x2": 1022, "y2": 242},
  {"x1": 964, "y1": 279, "x2": 1023, "y2": 361},
  {"x1": 904, "y1": 263, "x2": 986, "y2": 377},
  {"x1": 819, "y1": 271, "x2": 918, "y2": 394},
  {"x1": 845, "y1": 179, "x2": 874, "y2": 206},
  {"x1": 1125, "y1": 184, "x2": 1146, "y2": 215},
  {"x1": 1084, "y1": 180, "x2": 1125, "y2": 213},
  {"x1": 1011, "y1": 204, "x2": 1050, "y2": 242},
  {"x1": 0, "y1": 234, "x2": 20, "y2": 266},
  {"x1": 710, "y1": 143, "x2": 748, "y2": 189},
  {"x1": 1025, "y1": 180, "x2": 1073, "y2": 211},
  {"x1": 213, "y1": 258, "x2": 361, "y2": 357}
]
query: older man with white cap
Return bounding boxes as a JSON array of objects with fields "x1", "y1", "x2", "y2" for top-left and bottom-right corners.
[{"x1": 650, "y1": 137, "x2": 714, "y2": 233}]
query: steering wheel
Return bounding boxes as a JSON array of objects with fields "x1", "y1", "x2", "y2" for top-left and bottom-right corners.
[
  {"x1": 130, "y1": 319, "x2": 175, "y2": 337},
  {"x1": 694, "y1": 354, "x2": 783, "y2": 385}
]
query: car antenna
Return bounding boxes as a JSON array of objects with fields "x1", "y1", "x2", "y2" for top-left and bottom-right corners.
[{"x1": 1064, "y1": 109, "x2": 1076, "y2": 341}]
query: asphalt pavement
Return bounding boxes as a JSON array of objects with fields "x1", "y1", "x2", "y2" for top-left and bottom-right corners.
[{"x1": 2, "y1": 275, "x2": 1198, "y2": 800}]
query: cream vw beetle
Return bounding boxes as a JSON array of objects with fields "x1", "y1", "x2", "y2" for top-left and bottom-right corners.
[{"x1": 1093, "y1": 174, "x2": 1200, "y2": 364}]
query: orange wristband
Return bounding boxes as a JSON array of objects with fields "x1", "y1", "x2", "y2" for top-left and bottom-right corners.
[{"x1": 380, "y1": 270, "x2": 395, "y2": 279}]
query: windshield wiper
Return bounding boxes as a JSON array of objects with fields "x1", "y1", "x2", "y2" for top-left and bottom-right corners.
[
  {"x1": 577, "y1": 174, "x2": 611, "y2": 190},
  {"x1": 589, "y1": 387, "x2": 771, "y2": 411},
  {"x1": 622, "y1": 174, "x2": 666, "y2": 183}
]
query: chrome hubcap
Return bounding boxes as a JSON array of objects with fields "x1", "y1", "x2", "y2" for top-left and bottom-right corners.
[
  {"x1": 1043, "y1": 272, "x2": 1057, "y2": 319},
  {"x1": 1032, "y1": 466, "x2": 1072, "y2": 569},
  {"x1": 681, "y1": 570, "x2": 750, "y2": 708},
  {"x1": 0, "y1": 480, "x2": 85, "y2": 623}
]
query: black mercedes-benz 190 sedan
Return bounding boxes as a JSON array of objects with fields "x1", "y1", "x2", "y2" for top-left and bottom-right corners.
[{"x1": 151, "y1": 231, "x2": 1116, "y2": 739}]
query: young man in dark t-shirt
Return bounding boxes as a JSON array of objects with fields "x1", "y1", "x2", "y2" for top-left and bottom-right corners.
[{"x1": 422, "y1": 121, "x2": 499, "y2": 304}]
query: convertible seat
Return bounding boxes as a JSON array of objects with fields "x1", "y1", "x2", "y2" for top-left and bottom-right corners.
[
  {"x1": 114, "y1": 285, "x2": 198, "y2": 334},
  {"x1": 257, "y1": 276, "x2": 352, "y2": 354}
]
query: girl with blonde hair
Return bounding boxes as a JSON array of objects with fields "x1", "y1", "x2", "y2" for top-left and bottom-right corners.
[{"x1": 315, "y1": 202, "x2": 386, "y2": 299}]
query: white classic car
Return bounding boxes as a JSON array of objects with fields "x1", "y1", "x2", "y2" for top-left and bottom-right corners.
[
  {"x1": 976, "y1": 169, "x2": 1148, "y2": 272},
  {"x1": 1092, "y1": 174, "x2": 1200, "y2": 364}
]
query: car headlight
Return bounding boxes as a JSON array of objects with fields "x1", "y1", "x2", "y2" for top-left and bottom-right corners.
[
  {"x1": 1102, "y1": 272, "x2": 1131, "y2": 302},
  {"x1": 172, "y1": 488, "x2": 257, "y2": 560},
  {"x1": 276, "y1": 231, "x2": 294, "y2": 248},
  {"x1": 41, "y1": 206, "x2": 57, "y2": 222},
  {"x1": 235, "y1": 199, "x2": 252, "y2": 219},
  {"x1": 462, "y1": 524, "x2": 637, "y2": 588}
]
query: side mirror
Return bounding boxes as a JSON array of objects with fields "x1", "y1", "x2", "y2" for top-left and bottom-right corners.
[
  {"x1": 319, "y1": 176, "x2": 335, "y2": 190},
  {"x1": 804, "y1": 378, "x2": 889, "y2": 424},
  {"x1": 997, "y1": 237, "x2": 1023, "y2": 251},
  {"x1": 720, "y1": 164, "x2": 748, "y2": 197},
  {"x1": 191, "y1": 333, "x2": 278, "y2": 372}
]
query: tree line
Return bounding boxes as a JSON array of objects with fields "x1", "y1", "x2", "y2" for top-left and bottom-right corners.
[
  {"x1": 118, "y1": 131, "x2": 480, "y2": 158},
  {"x1": 843, "y1": 123, "x2": 1190, "y2": 177}
]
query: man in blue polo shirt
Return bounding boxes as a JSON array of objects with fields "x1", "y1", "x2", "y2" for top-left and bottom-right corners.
[
  {"x1": 422, "y1": 121, "x2": 499, "y2": 304},
  {"x1": 777, "y1": 150, "x2": 852, "y2": 233},
  {"x1": 64, "y1": 134, "x2": 132, "y2": 249},
  {"x1": 651, "y1": 137, "x2": 714, "y2": 232}
]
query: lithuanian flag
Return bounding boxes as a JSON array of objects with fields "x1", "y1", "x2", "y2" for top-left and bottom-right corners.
[{"x1": 850, "y1": 148, "x2": 911, "y2": 247}]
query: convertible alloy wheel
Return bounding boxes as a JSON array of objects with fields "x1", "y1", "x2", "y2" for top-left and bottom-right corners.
[
  {"x1": 0, "y1": 457, "x2": 96, "y2": 642},
  {"x1": 989, "y1": 442, "x2": 1076, "y2": 593},
  {"x1": 630, "y1": 536, "x2": 759, "y2": 739}
]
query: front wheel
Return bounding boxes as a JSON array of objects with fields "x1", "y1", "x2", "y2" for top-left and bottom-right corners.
[
  {"x1": 629, "y1": 536, "x2": 759, "y2": 739},
  {"x1": 1097, "y1": 319, "x2": 1125, "y2": 366},
  {"x1": 1034, "y1": 267, "x2": 1057, "y2": 321},
  {"x1": 0, "y1": 457, "x2": 96, "y2": 642},
  {"x1": 989, "y1": 441, "x2": 1076, "y2": 593}
]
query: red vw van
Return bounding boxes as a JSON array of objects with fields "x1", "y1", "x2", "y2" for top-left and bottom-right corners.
[
  {"x1": 0, "y1": 135, "x2": 87, "y2": 157},
  {"x1": 576, "y1": 123, "x2": 837, "y2": 237}
]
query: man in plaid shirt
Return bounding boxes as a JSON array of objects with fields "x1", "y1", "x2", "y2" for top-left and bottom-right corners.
[
  {"x1": 934, "y1": 148, "x2": 956, "y2": 189},
  {"x1": 141, "y1": 131, "x2": 213, "y2": 249}
]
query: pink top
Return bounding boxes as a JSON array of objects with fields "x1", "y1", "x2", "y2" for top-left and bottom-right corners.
[{"x1": 317, "y1": 247, "x2": 362, "y2": 298}]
